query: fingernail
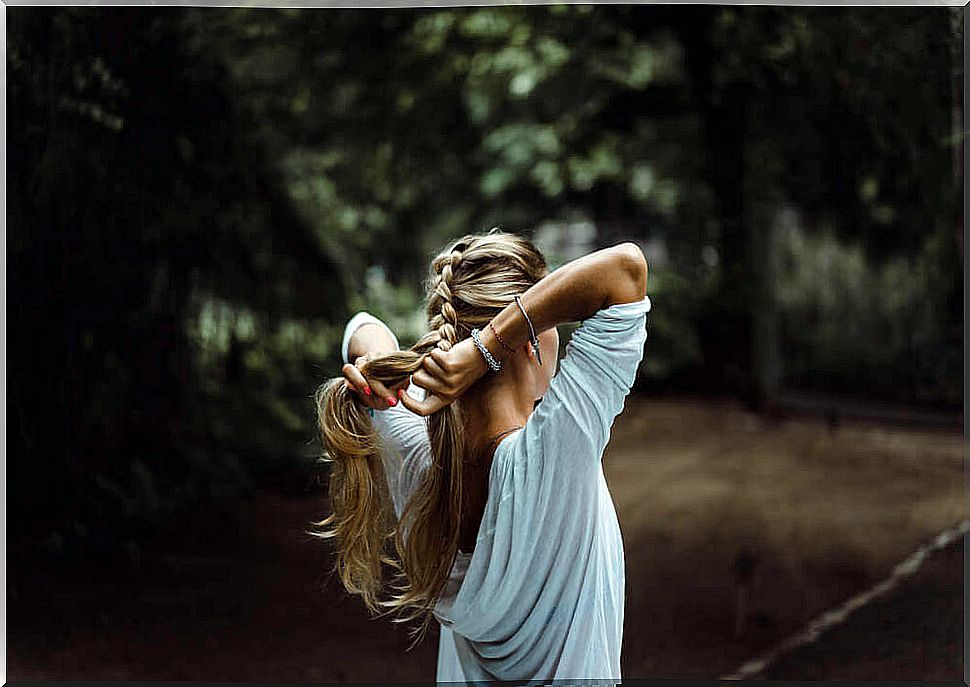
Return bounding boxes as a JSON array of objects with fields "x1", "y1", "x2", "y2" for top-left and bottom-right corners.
[
  {"x1": 397, "y1": 389, "x2": 404, "y2": 398},
  {"x1": 363, "y1": 386, "x2": 371, "y2": 396},
  {"x1": 387, "y1": 396, "x2": 397, "y2": 406}
]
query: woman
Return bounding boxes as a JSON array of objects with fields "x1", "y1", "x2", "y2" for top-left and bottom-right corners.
[{"x1": 312, "y1": 229, "x2": 651, "y2": 683}]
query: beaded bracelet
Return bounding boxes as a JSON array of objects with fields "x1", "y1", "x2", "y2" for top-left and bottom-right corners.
[
  {"x1": 470, "y1": 327, "x2": 502, "y2": 372},
  {"x1": 488, "y1": 320, "x2": 516, "y2": 354}
]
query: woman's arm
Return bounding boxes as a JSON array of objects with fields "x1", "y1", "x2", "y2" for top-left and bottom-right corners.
[
  {"x1": 343, "y1": 312, "x2": 400, "y2": 363},
  {"x1": 339, "y1": 312, "x2": 433, "y2": 517},
  {"x1": 347, "y1": 323, "x2": 398, "y2": 361},
  {"x1": 482, "y1": 241, "x2": 647, "y2": 360},
  {"x1": 399, "y1": 243, "x2": 648, "y2": 416},
  {"x1": 341, "y1": 313, "x2": 404, "y2": 409}
]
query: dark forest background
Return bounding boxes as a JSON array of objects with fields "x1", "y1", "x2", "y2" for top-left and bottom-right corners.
[{"x1": 7, "y1": 6, "x2": 963, "y2": 567}]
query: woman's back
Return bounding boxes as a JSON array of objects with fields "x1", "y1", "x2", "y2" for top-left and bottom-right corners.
[{"x1": 430, "y1": 295, "x2": 651, "y2": 682}]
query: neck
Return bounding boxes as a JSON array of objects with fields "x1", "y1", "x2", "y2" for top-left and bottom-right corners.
[{"x1": 462, "y1": 366, "x2": 535, "y2": 446}]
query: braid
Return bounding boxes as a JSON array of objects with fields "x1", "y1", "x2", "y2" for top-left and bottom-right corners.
[{"x1": 430, "y1": 245, "x2": 466, "y2": 346}]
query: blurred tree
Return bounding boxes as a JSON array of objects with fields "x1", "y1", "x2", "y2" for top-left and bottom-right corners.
[
  {"x1": 206, "y1": 6, "x2": 712, "y2": 281},
  {"x1": 669, "y1": 6, "x2": 963, "y2": 407},
  {"x1": 7, "y1": 5, "x2": 962, "y2": 565},
  {"x1": 8, "y1": 7, "x2": 347, "y2": 560}
]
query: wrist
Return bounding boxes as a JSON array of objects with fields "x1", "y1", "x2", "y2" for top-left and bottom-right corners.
[
  {"x1": 478, "y1": 316, "x2": 514, "y2": 374},
  {"x1": 483, "y1": 301, "x2": 528, "y2": 364},
  {"x1": 471, "y1": 352, "x2": 489, "y2": 381},
  {"x1": 471, "y1": 327, "x2": 503, "y2": 373}
]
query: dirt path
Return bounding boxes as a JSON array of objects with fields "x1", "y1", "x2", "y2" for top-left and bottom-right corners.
[
  {"x1": 7, "y1": 398, "x2": 965, "y2": 681},
  {"x1": 762, "y1": 535, "x2": 964, "y2": 680},
  {"x1": 610, "y1": 397, "x2": 965, "y2": 679},
  {"x1": 9, "y1": 493, "x2": 436, "y2": 683}
]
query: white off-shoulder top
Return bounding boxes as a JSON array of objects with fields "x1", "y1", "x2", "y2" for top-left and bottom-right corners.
[{"x1": 341, "y1": 295, "x2": 652, "y2": 684}]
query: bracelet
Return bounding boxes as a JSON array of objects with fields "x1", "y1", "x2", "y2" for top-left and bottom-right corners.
[
  {"x1": 488, "y1": 321, "x2": 515, "y2": 354},
  {"x1": 513, "y1": 295, "x2": 542, "y2": 366},
  {"x1": 470, "y1": 328, "x2": 502, "y2": 372}
]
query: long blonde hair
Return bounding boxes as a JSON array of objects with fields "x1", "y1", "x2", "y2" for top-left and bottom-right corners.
[{"x1": 309, "y1": 229, "x2": 548, "y2": 644}]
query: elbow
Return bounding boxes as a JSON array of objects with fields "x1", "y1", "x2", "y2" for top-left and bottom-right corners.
[{"x1": 615, "y1": 242, "x2": 649, "y2": 299}]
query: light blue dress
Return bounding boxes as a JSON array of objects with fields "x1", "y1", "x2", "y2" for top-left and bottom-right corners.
[{"x1": 341, "y1": 295, "x2": 652, "y2": 684}]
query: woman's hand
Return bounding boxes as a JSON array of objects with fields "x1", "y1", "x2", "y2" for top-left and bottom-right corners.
[
  {"x1": 397, "y1": 338, "x2": 489, "y2": 416},
  {"x1": 342, "y1": 355, "x2": 406, "y2": 411}
]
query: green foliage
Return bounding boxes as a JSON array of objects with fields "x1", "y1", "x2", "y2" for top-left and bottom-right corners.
[
  {"x1": 8, "y1": 5, "x2": 962, "y2": 568},
  {"x1": 348, "y1": 267, "x2": 429, "y2": 350},
  {"x1": 639, "y1": 264, "x2": 716, "y2": 380},
  {"x1": 711, "y1": 6, "x2": 961, "y2": 258},
  {"x1": 8, "y1": 7, "x2": 345, "y2": 564},
  {"x1": 776, "y1": 224, "x2": 961, "y2": 404}
]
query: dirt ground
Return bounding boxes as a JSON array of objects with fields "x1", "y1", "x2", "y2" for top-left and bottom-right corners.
[
  {"x1": 762, "y1": 534, "x2": 964, "y2": 681},
  {"x1": 7, "y1": 397, "x2": 965, "y2": 682}
]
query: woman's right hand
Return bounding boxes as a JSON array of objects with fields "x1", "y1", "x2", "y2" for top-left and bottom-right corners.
[
  {"x1": 397, "y1": 337, "x2": 490, "y2": 416},
  {"x1": 342, "y1": 355, "x2": 407, "y2": 411}
]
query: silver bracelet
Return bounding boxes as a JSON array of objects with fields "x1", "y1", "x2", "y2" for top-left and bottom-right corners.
[
  {"x1": 470, "y1": 328, "x2": 502, "y2": 372},
  {"x1": 513, "y1": 295, "x2": 542, "y2": 366}
]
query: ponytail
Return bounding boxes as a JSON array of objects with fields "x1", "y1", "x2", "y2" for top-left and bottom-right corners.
[
  {"x1": 310, "y1": 339, "x2": 467, "y2": 645},
  {"x1": 309, "y1": 351, "x2": 423, "y2": 613},
  {"x1": 309, "y1": 230, "x2": 548, "y2": 645}
]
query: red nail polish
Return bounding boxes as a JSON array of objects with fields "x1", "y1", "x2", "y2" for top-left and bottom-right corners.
[
  {"x1": 363, "y1": 386, "x2": 371, "y2": 396},
  {"x1": 388, "y1": 396, "x2": 397, "y2": 406},
  {"x1": 397, "y1": 389, "x2": 404, "y2": 398}
]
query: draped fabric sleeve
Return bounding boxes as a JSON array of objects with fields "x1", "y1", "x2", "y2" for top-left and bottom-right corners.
[
  {"x1": 520, "y1": 295, "x2": 651, "y2": 466},
  {"x1": 369, "y1": 391, "x2": 431, "y2": 520},
  {"x1": 340, "y1": 312, "x2": 430, "y2": 520}
]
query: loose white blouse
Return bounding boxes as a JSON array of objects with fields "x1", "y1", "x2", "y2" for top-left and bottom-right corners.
[{"x1": 340, "y1": 295, "x2": 652, "y2": 684}]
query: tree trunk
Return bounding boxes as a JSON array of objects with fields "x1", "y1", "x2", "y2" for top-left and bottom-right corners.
[
  {"x1": 744, "y1": 149, "x2": 782, "y2": 410},
  {"x1": 679, "y1": 8, "x2": 777, "y2": 408}
]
